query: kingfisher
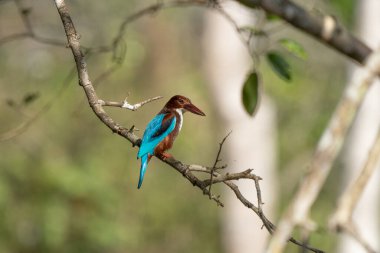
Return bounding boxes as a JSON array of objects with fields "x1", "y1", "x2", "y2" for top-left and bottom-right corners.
[{"x1": 137, "y1": 95, "x2": 206, "y2": 189}]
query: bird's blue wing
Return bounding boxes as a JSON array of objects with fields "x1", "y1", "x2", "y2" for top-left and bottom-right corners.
[{"x1": 137, "y1": 113, "x2": 176, "y2": 158}]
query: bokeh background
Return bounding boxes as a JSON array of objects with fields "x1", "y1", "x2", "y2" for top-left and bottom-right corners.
[{"x1": 0, "y1": 0, "x2": 371, "y2": 252}]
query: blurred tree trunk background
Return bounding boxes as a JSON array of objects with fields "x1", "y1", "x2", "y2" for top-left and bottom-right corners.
[
  {"x1": 203, "y1": 2, "x2": 278, "y2": 252},
  {"x1": 339, "y1": 0, "x2": 380, "y2": 252}
]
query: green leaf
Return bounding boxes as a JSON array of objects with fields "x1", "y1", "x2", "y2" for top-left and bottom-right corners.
[
  {"x1": 279, "y1": 39, "x2": 307, "y2": 59},
  {"x1": 242, "y1": 71, "x2": 261, "y2": 116},
  {"x1": 266, "y1": 51, "x2": 291, "y2": 81}
]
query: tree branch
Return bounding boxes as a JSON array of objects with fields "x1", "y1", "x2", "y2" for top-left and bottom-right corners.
[
  {"x1": 0, "y1": 0, "x2": 67, "y2": 47},
  {"x1": 328, "y1": 128, "x2": 380, "y2": 253},
  {"x1": 234, "y1": 0, "x2": 372, "y2": 65},
  {"x1": 266, "y1": 47, "x2": 380, "y2": 253},
  {"x1": 98, "y1": 95, "x2": 163, "y2": 111}
]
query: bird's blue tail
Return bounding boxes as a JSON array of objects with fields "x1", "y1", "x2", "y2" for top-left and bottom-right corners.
[{"x1": 138, "y1": 154, "x2": 149, "y2": 189}]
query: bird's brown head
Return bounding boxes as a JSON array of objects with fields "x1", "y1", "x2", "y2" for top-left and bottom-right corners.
[{"x1": 165, "y1": 95, "x2": 206, "y2": 116}]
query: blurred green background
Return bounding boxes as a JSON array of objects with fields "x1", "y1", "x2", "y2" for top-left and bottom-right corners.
[{"x1": 0, "y1": 0, "x2": 358, "y2": 252}]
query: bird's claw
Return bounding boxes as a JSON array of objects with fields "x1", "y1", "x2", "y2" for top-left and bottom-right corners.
[{"x1": 159, "y1": 152, "x2": 173, "y2": 160}]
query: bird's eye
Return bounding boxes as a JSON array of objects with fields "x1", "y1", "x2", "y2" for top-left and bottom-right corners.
[{"x1": 178, "y1": 99, "x2": 184, "y2": 104}]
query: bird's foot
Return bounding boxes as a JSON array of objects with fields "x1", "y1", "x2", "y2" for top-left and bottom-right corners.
[{"x1": 159, "y1": 152, "x2": 173, "y2": 160}]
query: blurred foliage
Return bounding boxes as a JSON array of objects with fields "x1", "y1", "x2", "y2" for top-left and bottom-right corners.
[
  {"x1": 0, "y1": 0, "x2": 361, "y2": 253},
  {"x1": 279, "y1": 39, "x2": 307, "y2": 60},
  {"x1": 329, "y1": 0, "x2": 356, "y2": 26}
]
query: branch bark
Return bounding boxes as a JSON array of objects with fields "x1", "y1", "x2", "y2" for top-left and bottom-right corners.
[
  {"x1": 98, "y1": 95, "x2": 163, "y2": 111},
  {"x1": 234, "y1": 0, "x2": 372, "y2": 65}
]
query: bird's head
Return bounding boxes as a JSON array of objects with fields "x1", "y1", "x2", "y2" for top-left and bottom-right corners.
[{"x1": 165, "y1": 95, "x2": 206, "y2": 116}]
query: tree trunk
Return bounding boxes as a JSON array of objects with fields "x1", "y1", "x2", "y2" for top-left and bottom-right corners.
[{"x1": 203, "y1": 2, "x2": 278, "y2": 252}]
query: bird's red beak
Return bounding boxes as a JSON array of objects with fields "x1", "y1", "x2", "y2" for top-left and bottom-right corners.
[{"x1": 185, "y1": 103, "x2": 206, "y2": 116}]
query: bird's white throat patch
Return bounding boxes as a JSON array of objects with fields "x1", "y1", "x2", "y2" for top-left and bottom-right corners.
[{"x1": 175, "y1": 108, "x2": 184, "y2": 131}]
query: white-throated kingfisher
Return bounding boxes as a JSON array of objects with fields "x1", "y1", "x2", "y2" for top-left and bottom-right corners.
[{"x1": 137, "y1": 95, "x2": 206, "y2": 189}]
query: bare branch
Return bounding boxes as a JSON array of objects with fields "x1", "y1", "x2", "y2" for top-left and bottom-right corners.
[
  {"x1": 98, "y1": 95, "x2": 163, "y2": 111},
  {"x1": 328, "y1": 128, "x2": 380, "y2": 253},
  {"x1": 188, "y1": 163, "x2": 227, "y2": 172},
  {"x1": 163, "y1": 158, "x2": 323, "y2": 252},
  {"x1": 0, "y1": 0, "x2": 67, "y2": 47},
  {"x1": 203, "y1": 169, "x2": 258, "y2": 185},
  {"x1": 266, "y1": 47, "x2": 380, "y2": 253},
  {"x1": 235, "y1": 0, "x2": 372, "y2": 65}
]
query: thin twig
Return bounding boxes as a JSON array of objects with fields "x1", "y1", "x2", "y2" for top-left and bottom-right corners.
[
  {"x1": 254, "y1": 174, "x2": 263, "y2": 212},
  {"x1": 98, "y1": 95, "x2": 163, "y2": 111},
  {"x1": 208, "y1": 131, "x2": 231, "y2": 198}
]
